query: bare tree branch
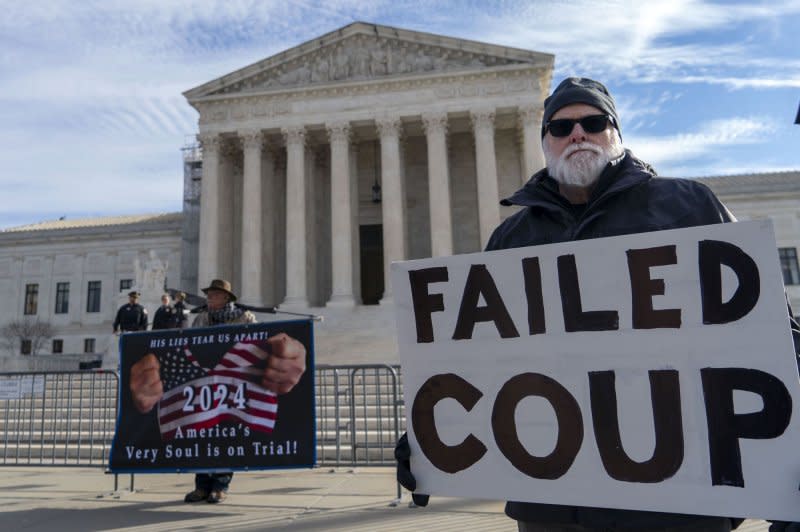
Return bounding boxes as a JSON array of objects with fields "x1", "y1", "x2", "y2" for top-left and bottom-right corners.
[{"x1": 0, "y1": 318, "x2": 55, "y2": 356}]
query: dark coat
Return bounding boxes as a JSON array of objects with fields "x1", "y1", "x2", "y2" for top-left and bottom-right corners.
[
  {"x1": 488, "y1": 150, "x2": 734, "y2": 251},
  {"x1": 489, "y1": 151, "x2": 742, "y2": 528},
  {"x1": 113, "y1": 303, "x2": 148, "y2": 332},
  {"x1": 173, "y1": 301, "x2": 188, "y2": 328},
  {"x1": 152, "y1": 305, "x2": 178, "y2": 330}
]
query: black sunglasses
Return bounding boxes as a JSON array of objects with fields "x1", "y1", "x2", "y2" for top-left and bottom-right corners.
[{"x1": 545, "y1": 114, "x2": 613, "y2": 137}]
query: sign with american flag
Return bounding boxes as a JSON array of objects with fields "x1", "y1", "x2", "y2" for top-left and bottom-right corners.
[
  {"x1": 157, "y1": 341, "x2": 279, "y2": 440},
  {"x1": 109, "y1": 319, "x2": 315, "y2": 473}
]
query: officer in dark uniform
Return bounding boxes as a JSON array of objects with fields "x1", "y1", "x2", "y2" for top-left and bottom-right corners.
[
  {"x1": 113, "y1": 291, "x2": 148, "y2": 333},
  {"x1": 152, "y1": 294, "x2": 177, "y2": 330},
  {"x1": 173, "y1": 292, "x2": 188, "y2": 329}
]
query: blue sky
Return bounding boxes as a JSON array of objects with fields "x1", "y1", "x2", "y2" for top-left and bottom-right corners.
[{"x1": 1, "y1": 0, "x2": 798, "y2": 229}]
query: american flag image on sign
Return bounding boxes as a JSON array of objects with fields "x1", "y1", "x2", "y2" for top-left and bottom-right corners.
[{"x1": 157, "y1": 341, "x2": 278, "y2": 441}]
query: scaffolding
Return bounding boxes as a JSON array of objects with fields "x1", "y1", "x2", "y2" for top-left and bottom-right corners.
[{"x1": 180, "y1": 135, "x2": 202, "y2": 292}]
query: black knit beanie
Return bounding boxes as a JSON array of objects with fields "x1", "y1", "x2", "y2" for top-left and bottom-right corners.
[{"x1": 541, "y1": 77, "x2": 621, "y2": 138}]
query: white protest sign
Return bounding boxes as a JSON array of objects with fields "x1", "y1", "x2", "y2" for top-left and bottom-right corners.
[{"x1": 391, "y1": 220, "x2": 800, "y2": 522}]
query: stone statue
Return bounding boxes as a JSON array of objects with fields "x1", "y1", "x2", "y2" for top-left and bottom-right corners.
[
  {"x1": 295, "y1": 63, "x2": 311, "y2": 84},
  {"x1": 138, "y1": 250, "x2": 167, "y2": 294},
  {"x1": 413, "y1": 50, "x2": 434, "y2": 72},
  {"x1": 312, "y1": 56, "x2": 330, "y2": 83},
  {"x1": 353, "y1": 46, "x2": 370, "y2": 77},
  {"x1": 332, "y1": 49, "x2": 350, "y2": 80},
  {"x1": 133, "y1": 256, "x2": 143, "y2": 291},
  {"x1": 370, "y1": 48, "x2": 388, "y2": 76},
  {"x1": 402, "y1": 51, "x2": 416, "y2": 74},
  {"x1": 279, "y1": 68, "x2": 297, "y2": 85}
]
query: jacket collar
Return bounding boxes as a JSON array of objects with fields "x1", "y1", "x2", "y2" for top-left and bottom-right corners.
[{"x1": 500, "y1": 150, "x2": 655, "y2": 209}]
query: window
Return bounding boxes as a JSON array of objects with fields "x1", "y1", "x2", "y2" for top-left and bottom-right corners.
[
  {"x1": 120, "y1": 279, "x2": 133, "y2": 291},
  {"x1": 24, "y1": 283, "x2": 38, "y2": 315},
  {"x1": 55, "y1": 282, "x2": 70, "y2": 314},
  {"x1": 52, "y1": 339, "x2": 63, "y2": 354},
  {"x1": 779, "y1": 248, "x2": 800, "y2": 285},
  {"x1": 21, "y1": 339, "x2": 32, "y2": 355},
  {"x1": 84, "y1": 338, "x2": 96, "y2": 354},
  {"x1": 86, "y1": 281, "x2": 101, "y2": 313}
]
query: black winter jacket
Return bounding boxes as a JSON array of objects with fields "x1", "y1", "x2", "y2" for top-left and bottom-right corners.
[
  {"x1": 488, "y1": 150, "x2": 733, "y2": 251},
  {"x1": 489, "y1": 151, "x2": 741, "y2": 529}
]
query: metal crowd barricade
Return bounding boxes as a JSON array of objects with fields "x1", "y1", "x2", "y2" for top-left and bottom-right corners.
[
  {"x1": 1, "y1": 364, "x2": 406, "y2": 495},
  {"x1": 0, "y1": 370, "x2": 119, "y2": 467},
  {"x1": 348, "y1": 364, "x2": 402, "y2": 465},
  {"x1": 315, "y1": 364, "x2": 404, "y2": 468},
  {"x1": 316, "y1": 363, "x2": 404, "y2": 500}
]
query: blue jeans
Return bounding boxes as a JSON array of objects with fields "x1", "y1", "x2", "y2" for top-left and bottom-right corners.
[{"x1": 195, "y1": 473, "x2": 233, "y2": 492}]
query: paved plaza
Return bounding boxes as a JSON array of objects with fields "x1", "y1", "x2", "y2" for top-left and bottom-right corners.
[{"x1": 0, "y1": 466, "x2": 773, "y2": 531}]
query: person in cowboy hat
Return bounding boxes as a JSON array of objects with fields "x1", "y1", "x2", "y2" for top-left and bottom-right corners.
[
  {"x1": 128, "y1": 278, "x2": 307, "y2": 504},
  {"x1": 190, "y1": 279, "x2": 254, "y2": 328}
]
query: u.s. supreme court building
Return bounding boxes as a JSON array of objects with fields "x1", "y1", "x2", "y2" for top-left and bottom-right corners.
[
  {"x1": 1, "y1": 22, "x2": 799, "y2": 365},
  {"x1": 183, "y1": 21, "x2": 553, "y2": 310}
]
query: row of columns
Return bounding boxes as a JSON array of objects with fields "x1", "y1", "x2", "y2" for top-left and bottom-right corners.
[{"x1": 198, "y1": 105, "x2": 544, "y2": 308}]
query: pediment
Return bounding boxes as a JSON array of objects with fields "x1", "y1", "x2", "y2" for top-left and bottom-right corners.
[{"x1": 185, "y1": 22, "x2": 552, "y2": 100}]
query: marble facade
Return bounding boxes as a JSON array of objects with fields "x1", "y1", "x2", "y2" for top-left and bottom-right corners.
[{"x1": 0, "y1": 214, "x2": 182, "y2": 359}]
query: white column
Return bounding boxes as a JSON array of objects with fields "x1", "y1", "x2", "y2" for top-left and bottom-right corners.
[
  {"x1": 261, "y1": 146, "x2": 277, "y2": 305},
  {"x1": 349, "y1": 142, "x2": 361, "y2": 303},
  {"x1": 197, "y1": 133, "x2": 221, "y2": 288},
  {"x1": 518, "y1": 104, "x2": 545, "y2": 183},
  {"x1": 239, "y1": 130, "x2": 264, "y2": 305},
  {"x1": 376, "y1": 116, "x2": 406, "y2": 303},
  {"x1": 422, "y1": 112, "x2": 453, "y2": 257},
  {"x1": 327, "y1": 121, "x2": 356, "y2": 306},
  {"x1": 281, "y1": 126, "x2": 309, "y2": 308},
  {"x1": 217, "y1": 144, "x2": 236, "y2": 283},
  {"x1": 471, "y1": 109, "x2": 501, "y2": 247}
]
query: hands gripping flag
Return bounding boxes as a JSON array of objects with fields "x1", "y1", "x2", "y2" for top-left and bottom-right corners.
[{"x1": 156, "y1": 340, "x2": 278, "y2": 440}]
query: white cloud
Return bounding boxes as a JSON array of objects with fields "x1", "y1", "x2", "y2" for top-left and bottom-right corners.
[
  {"x1": 470, "y1": 0, "x2": 800, "y2": 88},
  {"x1": 626, "y1": 116, "x2": 777, "y2": 173},
  {"x1": 0, "y1": 0, "x2": 798, "y2": 228},
  {"x1": 663, "y1": 75, "x2": 800, "y2": 90}
]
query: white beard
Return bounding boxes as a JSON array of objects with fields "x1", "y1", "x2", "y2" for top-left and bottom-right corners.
[{"x1": 544, "y1": 135, "x2": 624, "y2": 189}]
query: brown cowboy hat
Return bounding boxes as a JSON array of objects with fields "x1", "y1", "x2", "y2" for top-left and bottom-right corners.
[{"x1": 201, "y1": 279, "x2": 237, "y2": 301}]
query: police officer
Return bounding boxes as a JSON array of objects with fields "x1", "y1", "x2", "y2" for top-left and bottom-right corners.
[
  {"x1": 151, "y1": 294, "x2": 177, "y2": 330},
  {"x1": 113, "y1": 291, "x2": 148, "y2": 333},
  {"x1": 173, "y1": 291, "x2": 188, "y2": 329}
]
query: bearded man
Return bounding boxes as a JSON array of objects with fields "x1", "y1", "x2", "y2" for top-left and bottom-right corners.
[
  {"x1": 486, "y1": 77, "x2": 733, "y2": 253},
  {"x1": 397, "y1": 77, "x2": 800, "y2": 531}
]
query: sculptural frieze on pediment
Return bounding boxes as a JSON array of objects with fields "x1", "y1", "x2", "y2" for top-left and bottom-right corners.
[{"x1": 210, "y1": 35, "x2": 528, "y2": 96}]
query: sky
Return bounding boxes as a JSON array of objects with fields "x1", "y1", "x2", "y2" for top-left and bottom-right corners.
[{"x1": 1, "y1": 0, "x2": 799, "y2": 230}]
